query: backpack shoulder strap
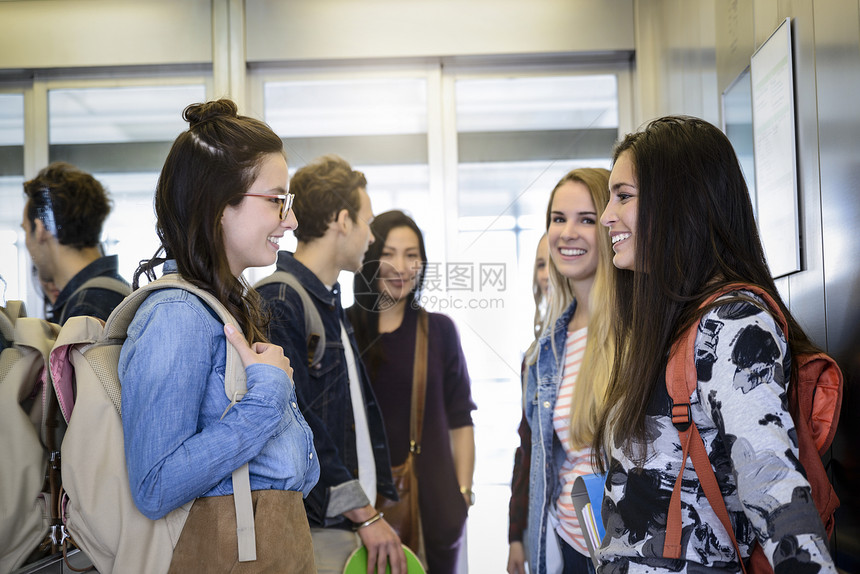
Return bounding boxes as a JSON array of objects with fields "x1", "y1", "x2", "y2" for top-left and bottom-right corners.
[
  {"x1": 662, "y1": 284, "x2": 778, "y2": 569},
  {"x1": 255, "y1": 271, "x2": 325, "y2": 367},
  {"x1": 143, "y1": 276, "x2": 256, "y2": 561},
  {"x1": 128, "y1": 275, "x2": 248, "y2": 405},
  {"x1": 59, "y1": 276, "x2": 132, "y2": 325},
  {"x1": 106, "y1": 274, "x2": 256, "y2": 561},
  {"x1": 71, "y1": 276, "x2": 132, "y2": 299}
]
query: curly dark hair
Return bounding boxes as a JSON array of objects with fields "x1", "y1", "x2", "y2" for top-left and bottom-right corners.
[
  {"x1": 289, "y1": 154, "x2": 367, "y2": 242},
  {"x1": 23, "y1": 162, "x2": 111, "y2": 249}
]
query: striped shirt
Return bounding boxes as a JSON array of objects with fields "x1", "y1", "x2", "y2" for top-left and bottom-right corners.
[{"x1": 552, "y1": 327, "x2": 594, "y2": 557}]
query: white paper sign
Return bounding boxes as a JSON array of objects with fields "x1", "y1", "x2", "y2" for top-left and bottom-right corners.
[{"x1": 750, "y1": 17, "x2": 800, "y2": 278}]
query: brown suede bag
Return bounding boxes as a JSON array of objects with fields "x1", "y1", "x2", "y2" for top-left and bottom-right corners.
[
  {"x1": 378, "y1": 453, "x2": 421, "y2": 552},
  {"x1": 169, "y1": 490, "x2": 315, "y2": 574}
]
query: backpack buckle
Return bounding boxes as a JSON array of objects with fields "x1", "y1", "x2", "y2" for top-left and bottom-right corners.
[
  {"x1": 51, "y1": 523, "x2": 69, "y2": 546},
  {"x1": 671, "y1": 403, "x2": 691, "y2": 431}
]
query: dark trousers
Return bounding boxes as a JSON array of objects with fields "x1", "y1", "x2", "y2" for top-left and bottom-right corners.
[{"x1": 560, "y1": 536, "x2": 596, "y2": 574}]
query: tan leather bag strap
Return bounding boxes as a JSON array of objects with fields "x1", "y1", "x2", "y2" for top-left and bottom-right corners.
[{"x1": 410, "y1": 310, "x2": 429, "y2": 452}]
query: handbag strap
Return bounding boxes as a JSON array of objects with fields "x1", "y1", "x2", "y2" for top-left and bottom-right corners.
[{"x1": 409, "y1": 309, "x2": 429, "y2": 452}]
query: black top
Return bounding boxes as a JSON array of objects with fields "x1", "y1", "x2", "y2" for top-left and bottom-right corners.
[{"x1": 364, "y1": 303, "x2": 476, "y2": 573}]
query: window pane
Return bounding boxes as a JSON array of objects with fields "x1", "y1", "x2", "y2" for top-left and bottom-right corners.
[
  {"x1": 98, "y1": 172, "x2": 161, "y2": 284},
  {"x1": 265, "y1": 78, "x2": 427, "y2": 137},
  {"x1": 0, "y1": 93, "x2": 25, "y2": 303},
  {"x1": 456, "y1": 75, "x2": 618, "y2": 132},
  {"x1": 723, "y1": 68, "x2": 756, "y2": 217},
  {"x1": 454, "y1": 74, "x2": 617, "y2": 369},
  {"x1": 49, "y1": 85, "x2": 206, "y2": 144},
  {"x1": 263, "y1": 78, "x2": 431, "y2": 301},
  {"x1": 47, "y1": 85, "x2": 206, "y2": 285}
]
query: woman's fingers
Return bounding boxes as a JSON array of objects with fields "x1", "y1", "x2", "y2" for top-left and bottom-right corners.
[{"x1": 225, "y1": 324, "x2": 292, "y2": 377}]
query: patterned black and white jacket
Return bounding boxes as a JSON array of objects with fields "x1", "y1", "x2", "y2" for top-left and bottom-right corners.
[{"x1": 598, "y1": 292, "x2": 836, "y2": 573}]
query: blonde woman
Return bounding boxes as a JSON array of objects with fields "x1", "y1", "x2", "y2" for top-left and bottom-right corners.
[{"x1": 524, "y1": 168, "x2": 615, "y2": 574}]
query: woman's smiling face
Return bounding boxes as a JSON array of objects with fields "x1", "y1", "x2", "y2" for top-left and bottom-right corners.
[
  {"x1": 221, "y1": 153, "x2": 294, "y2": 276},
  {"x1": 375, "y1": 225, "x2": 423, "y2": 305},
  {"x1": 547, "y1": 180, "x2": 599, "y2": 287},
  {"x1": 602, "y1": 150, "x2": 639, "y2": 271}
]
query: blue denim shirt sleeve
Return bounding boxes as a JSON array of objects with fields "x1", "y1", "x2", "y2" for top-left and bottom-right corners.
[
  {"x1": 525, "y1": 300, "x2": 578, "y2": 574},
  {"x1": 119, "y1": 288, "x2": 319, "y2": 520}
]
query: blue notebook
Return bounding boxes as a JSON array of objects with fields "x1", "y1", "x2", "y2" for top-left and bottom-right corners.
[{"x1": 571, "y1": 473, "x2": 606, "y2": 568}]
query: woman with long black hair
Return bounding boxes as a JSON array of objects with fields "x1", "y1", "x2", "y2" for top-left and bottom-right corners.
[
  {"x1": 596, "y1": 116, "x2": 835, "y2": 572},
  {"x1": 348, "y1": 210, "x2": 476, "y2": 574}
]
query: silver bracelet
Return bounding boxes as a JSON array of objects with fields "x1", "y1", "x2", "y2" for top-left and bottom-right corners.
[{"x1": 353, "y1": 511, "x2": 384, "y2": 531}]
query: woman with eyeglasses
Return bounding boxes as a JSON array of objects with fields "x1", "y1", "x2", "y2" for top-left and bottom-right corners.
[{"x1": 120, "y1": 99, "x2": 319, "y2": 572}]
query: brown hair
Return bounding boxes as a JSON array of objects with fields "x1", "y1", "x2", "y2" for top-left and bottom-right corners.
[
  {"x1": 135, "y1": 99, "x2": 284, "y2": 344},
  {"x1": 289, "y1": 154, "x2": 367, "y2": 242}
]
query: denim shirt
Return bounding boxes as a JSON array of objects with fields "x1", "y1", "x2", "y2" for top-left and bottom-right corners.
[
  {"x1": 50, "y1": 255, "x2": 129, "y2": 325},
  {"x1": 257, "y1": 251, "x2": 396, "y2": 529},
  {"x1": 119, "y1": 262, "x2": 319, "y2": 520},
  {"x1": 525, "y1": 300, "x2": 578, "y2": 574}
]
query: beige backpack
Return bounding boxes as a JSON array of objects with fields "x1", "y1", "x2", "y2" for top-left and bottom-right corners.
[
  {"x1": 49, "y1": 275, "x2": 257, "y2": 573},
  {"x1": 0, "y1": 302, "x2": 63, "y2": 573}
]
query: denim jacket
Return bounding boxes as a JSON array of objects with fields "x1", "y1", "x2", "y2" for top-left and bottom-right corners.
[
  {"x1": 525, "y1": 300, "x2": 577, "y2": 574},
  {"x1": 119, "y1": 261, "x2": 319, "y2": 520},
  {"x1": 257, "y1": 252, "x2": 396, "y2": 529},
  {"x1": 50, "y1": 255, "x2": 129, "y2": 325}
]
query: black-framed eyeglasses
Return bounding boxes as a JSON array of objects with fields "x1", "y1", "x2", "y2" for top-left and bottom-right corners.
[{"x1": 244, "y1": 192, "x2": 294, "y2": 220}]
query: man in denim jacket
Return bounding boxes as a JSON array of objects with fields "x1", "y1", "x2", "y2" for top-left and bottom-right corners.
[
  {"x1": 257, "y1": 155, "x2": 404, "y2": 574},
  {"x1": 22, "y1": 162, "x2": 129, "y2": 324}
]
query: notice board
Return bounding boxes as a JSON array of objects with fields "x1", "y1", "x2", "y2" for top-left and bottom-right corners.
[{"x1": 750, "y1": 17, "x2": 800, "y2": 278}]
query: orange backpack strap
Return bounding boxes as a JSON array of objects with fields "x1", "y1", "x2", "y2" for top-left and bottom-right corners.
[
  {"x1": 664, "y1": 282, "x2": 842, "y2": 569},
  {"x1": 662, "y1": 284, "x2": 780, "y2": 569},
  {"x1": 664, "y1": 316, "x2": 744, "y2": 569}
]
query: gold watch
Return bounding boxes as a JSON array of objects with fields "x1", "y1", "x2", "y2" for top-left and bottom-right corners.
[{"x1": 459, "y1": 485, "x2": 475, "y2": 506}]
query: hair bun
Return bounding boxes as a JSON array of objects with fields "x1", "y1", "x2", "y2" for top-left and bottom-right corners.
[{"x1": 183, "y1": 99, "x2": 239, "y2": 128}]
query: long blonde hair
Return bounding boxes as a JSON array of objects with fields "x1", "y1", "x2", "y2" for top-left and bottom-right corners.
[
  {"x1": 530, "y1": 168, "x2": 615, "y2": 449},
  {"x1": 532, "y1": 234, "x2": 549, "y2": 340}
]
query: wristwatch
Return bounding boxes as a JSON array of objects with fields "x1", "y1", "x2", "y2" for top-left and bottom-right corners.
[{"x1": 459, "y1": 485, "x2": 475, "y2": 506}]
